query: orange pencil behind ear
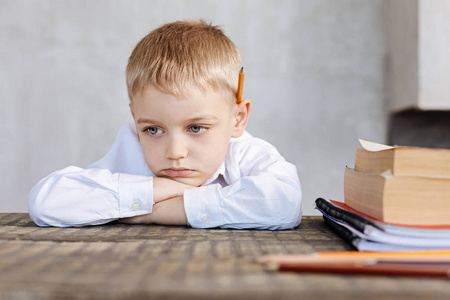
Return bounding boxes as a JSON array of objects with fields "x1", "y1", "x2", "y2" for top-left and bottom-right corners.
[{"x1": 237, "y1": 67, "x2": 245, "y2": 104}]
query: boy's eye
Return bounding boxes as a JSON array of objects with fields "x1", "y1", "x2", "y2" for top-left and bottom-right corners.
[
  {"x1": 189, "y1": 125, "x2": 207, "y2": 134},
  {"x1": 146, "y1": 127, "x2": 163, "y2": 135}
]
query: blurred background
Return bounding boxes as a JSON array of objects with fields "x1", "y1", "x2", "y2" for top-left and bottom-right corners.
[{"x1": 1, "y1": 0, "x2": 449, "y2": 215}]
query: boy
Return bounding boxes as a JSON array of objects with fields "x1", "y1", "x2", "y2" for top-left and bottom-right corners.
[{"x1": 28, "y1": 20, "x2": 302, "y2": 229}]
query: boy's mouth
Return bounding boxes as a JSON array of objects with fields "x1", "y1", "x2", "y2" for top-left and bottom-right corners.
[{"x1": 163, "y1": 168, "x2": 194, "y2": 178}]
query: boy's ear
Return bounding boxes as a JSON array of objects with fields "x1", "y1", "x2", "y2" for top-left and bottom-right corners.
[{"x1": 232, "y1": 98, "x2": 251, "y2": 138}]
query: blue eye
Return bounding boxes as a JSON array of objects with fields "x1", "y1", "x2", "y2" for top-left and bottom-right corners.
[
  {"x1": 146, "y1": 127, "x2": 163, "y2": 135},
  {"x1": 189, "y1": 125, "x2": 207, "y2": 133}
]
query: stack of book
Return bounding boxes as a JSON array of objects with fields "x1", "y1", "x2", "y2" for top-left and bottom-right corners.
[
  {"x1": 316, "y1": 140, "x2": 450, "y2": 252},
  {"x1": 261, "y1": 141, "x2": 450, "y2": 277}
]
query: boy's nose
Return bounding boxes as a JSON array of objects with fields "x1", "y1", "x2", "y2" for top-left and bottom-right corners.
[{"x1": 165, "y1": 138, "x2": 188, "y2": 160}]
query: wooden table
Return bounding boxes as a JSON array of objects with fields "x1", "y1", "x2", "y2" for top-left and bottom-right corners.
[{"x1": 0, "y1": 214, "x2": 448, "y2": 299}]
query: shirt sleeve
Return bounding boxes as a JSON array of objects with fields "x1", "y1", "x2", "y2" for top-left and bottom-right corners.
[
  {"x1": 183, "y1": 137, "x2": 303, "y2": 230},
  {"x1": 28, "y1": 167, "x2": 154, "y2": 227}
]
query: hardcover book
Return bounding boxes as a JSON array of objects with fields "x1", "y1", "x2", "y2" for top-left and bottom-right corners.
[
  {"x1": 344, "y1": 167, "x2": 450, "y2": 225},
  {"x1": 355, "y1": 139, "x2": 450, "y2": 178}
]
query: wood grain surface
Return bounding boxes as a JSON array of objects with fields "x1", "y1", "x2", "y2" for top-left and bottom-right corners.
[{"x1": 0, "y1": 214, "x2": 448, "y2": 299}]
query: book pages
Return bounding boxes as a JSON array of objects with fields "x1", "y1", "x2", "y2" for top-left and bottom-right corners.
[{"x1": 359, "y1": 139, "x2": 394, "y2": 152}]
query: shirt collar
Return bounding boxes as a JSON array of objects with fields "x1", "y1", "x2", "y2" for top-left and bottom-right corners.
[{"x1": 202, "y1": 160, "x2": 227, "y2": 186}]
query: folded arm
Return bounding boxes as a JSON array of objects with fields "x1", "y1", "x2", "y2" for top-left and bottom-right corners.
[
  {"x1": 184, "y1": 173, "x2": 302, "y2": 230},
  {"x1": 184, "y1": 140, "x2": 303, "y2": 230},
  {"x1": 119, "y1": 196, "x2": 187, "y2": 225},
  {"x1": 28, "y1": 167, "x2": 193, "y2": 227}
]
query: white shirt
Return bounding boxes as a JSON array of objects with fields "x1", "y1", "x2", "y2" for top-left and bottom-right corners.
[{"x1": 28, "y1": 123, "x2": 303, "y2": 229}]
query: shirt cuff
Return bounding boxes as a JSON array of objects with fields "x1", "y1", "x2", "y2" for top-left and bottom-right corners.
[
  {"x1": 118, "y1": 174, "x2": 153, "y2": 218},
  {"x1": 184, "y1": 184, "x2": 223, "y2": 228}
]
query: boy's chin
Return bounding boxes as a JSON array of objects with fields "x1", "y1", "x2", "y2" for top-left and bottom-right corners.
[{"x1": 169, "y1": 177, "x2": 203, "y2": 187}]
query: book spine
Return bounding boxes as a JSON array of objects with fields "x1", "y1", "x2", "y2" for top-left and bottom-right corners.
[
  {"x1": 323, "y1": 216, "x2": 359, "y2": 250},
  {"x1": 344, "y1": 167, "x2": 385, "y2": 220},
  {"x1": 315, "y1": 198, "x2": 378, "y2": 232}
]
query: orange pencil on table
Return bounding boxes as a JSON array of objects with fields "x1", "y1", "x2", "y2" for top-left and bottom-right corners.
[
  {"x1": 236, "y1": 67, "x2": 245, "y2": 104},
  {"x1": 257, "y1": 250, "x2": 450, "y2": 265},
  {"x1": 257, "y1": 251, "x2": 450, "y2": 278}
]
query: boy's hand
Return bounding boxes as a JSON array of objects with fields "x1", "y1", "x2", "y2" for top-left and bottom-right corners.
[
  {"x1": 118, "y1": 177, "x2": 194, "y2": 225},
  {"x1": 153, "y1": 177, "x2": 196, "y2": 203},
  {"x1": 119, "y1": 196, "x2": 187, "y2": 225}
]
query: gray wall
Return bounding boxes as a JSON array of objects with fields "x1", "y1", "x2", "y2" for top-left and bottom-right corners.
[{"x1": 0, "y1": 0, "x2": 386, "y2": 215}]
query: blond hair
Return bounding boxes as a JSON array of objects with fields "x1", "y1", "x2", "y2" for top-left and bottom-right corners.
[{"x1": 126, "y1": 20, "x2": 242, "y2": 102}]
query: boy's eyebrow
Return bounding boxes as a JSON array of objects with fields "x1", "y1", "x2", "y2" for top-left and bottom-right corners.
[
  {"x1": 136, "y1": 118, "x2": 161, "y2": 125},
  {"x1": 136, "y1": 115, "x2": 219, "y2": 125},
  {"x1": 187, "y1": 115, "x2": 219, "y2": 122}
]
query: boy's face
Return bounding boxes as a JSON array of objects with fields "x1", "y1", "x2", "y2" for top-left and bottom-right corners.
[{"x1": 130, "y1": 85, "x2": 249, "y2": 187}]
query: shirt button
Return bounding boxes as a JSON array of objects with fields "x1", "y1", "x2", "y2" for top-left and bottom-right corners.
[
  {"x1": 200, "y1": 214, "x2": 210, "y2": 223},
  {"x1": 131, "y1": 200, "x2": 141, "y2": 211}
]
